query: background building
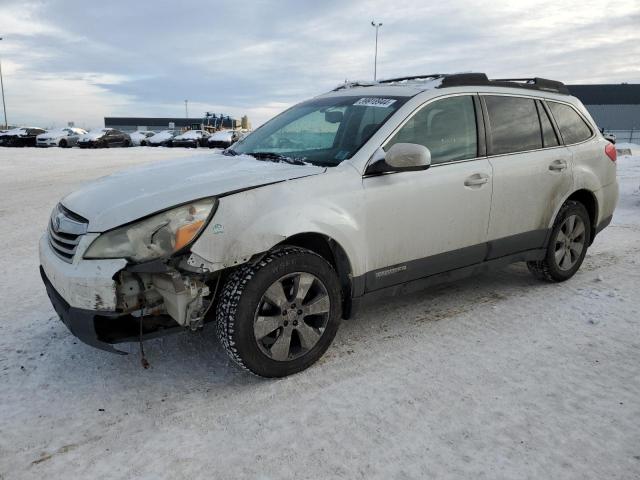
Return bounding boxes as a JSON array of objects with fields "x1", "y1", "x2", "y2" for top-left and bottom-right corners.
[
  {"x1": 104, "y1": 115, "x2": 239, "y2": 133},
  {"x1": 568, "y1": 84, "x2": 640, "y2": 143}
]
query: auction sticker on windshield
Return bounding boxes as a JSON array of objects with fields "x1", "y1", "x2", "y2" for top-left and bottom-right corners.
[{"x1": 353, "y1": 98, "x2": 397, "y2": 108}]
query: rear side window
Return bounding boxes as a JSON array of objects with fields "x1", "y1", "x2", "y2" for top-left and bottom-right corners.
[
  {"x1": 484, "y1": 96, "x2": 542, "y2": 155},
  {"x1": 385, "y1": 95, "x2": 477, "y2": 165},
  {"x1": 537, "y1": 101, "x2": 559, "y2": 148},
  {"x1": 547, "y1": 101, "x2": 592, "y2": 144}
]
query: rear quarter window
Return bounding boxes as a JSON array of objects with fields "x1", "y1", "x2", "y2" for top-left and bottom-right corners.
[{"x1": 547, "y1": 101, "x2": 593, "y2": 144}]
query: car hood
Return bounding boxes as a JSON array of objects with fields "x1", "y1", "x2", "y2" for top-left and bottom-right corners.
[
  {"x1": 1, "y1": 128, "x2": 27, "y2": 136},
  {"x1": 210, "y1": 131, "x2": 233, "y2": 141},
  {"x1": 61, "y1": 153, "x2": 325, "y2": 232},
  {"x1": 149, "y1": 133, "x2": 173, "y2": 142},
  {"x1": 174, "y1": 133, "x2": 201, "y2": 140}
]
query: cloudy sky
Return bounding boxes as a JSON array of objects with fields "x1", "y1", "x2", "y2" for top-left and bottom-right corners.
[{"x1": 1, "y1": 0, "x2": 638, "y2": 129}]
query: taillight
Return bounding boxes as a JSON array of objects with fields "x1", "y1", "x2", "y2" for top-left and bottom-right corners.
[{"x1": 605, "y1": 143, "x2": 617, "y2": 162}]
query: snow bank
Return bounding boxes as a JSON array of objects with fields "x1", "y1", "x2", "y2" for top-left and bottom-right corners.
[{"x1": 0, "y1": 147, "x2": 639, "y2": 479}]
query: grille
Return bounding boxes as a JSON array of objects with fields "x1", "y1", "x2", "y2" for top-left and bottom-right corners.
[{"x1": 47, "y1": 204, "x2": 88, "y2": 263}]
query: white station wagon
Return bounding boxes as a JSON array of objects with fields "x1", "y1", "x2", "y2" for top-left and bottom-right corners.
[{"x1": 40, "y1": 73, "x2": 618, "y2": 377}]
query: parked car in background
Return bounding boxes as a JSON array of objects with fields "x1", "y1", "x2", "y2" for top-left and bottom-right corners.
[
  {"x1": 0, "y1": 127, "x2": 46, "y2": 147},
  {"x1": 78, "y1": 129, "x2": 131, "y2": 148},
  {"x1": 147, "y1": 130, "x2": 178, "y2": 147},
  {"x1": 36, "y1": 128, "x2": 87, "y2": 148},
  {"x1": 172, "y1": 129, "x2": 210, "y2": 148},
  {"x1": 129, "y1": 130, "x2": 156, "y2": 146},
  {"x1": 208, "y1": 130, "x2": 236, "y2": 149}
]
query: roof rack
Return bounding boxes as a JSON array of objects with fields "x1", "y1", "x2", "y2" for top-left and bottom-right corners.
[
  {"x1": 333, "y1": 73, "x2": 570, "y2": 95},
  {"x1": 491, "y1": 77, "x2": 570, "y2": 95},
  {"x1": 378, "y1": 74, "x2": 443, "y2": 83}
]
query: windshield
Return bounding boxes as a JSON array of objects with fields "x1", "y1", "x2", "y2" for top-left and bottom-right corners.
[{"x1": 230, "y1": 95, "x2": 408, "y2": 166}]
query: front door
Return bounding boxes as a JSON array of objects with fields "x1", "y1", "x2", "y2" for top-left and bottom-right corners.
[{"x1": 363, "y1": 94, "x2": 493, "y2": 292}]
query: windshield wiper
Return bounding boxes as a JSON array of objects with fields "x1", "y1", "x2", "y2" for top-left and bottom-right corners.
[
  {"x1": 248, "y1": 152, "x2": 307, "y2": 166},
  {"x1": 222, "y1": 148, "x2": 238, "y2": 156}
]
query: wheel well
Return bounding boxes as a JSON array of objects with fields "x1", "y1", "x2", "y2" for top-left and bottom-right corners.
[
  {"x1": 277, "y1": 233, "x2": 355, "y2": 319},
  {"x1": 566, "y1": 189, "x2": 598, "y2": 244}
]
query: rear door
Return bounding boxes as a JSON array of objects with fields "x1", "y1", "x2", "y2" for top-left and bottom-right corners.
[
  {"x1": 482, "y1": 94, "x2": 573, "y2": 258},
  {"x1": 363, "y1": 94, "x2": 493, "y2": 291}
]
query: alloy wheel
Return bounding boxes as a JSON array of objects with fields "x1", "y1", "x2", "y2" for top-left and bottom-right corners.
[
  {"x1": 253, "y1": 272, "x2": 331, "y2": 361},
  {"x1": 554, "y1": 214, "x2": 586, "y2": 271}
]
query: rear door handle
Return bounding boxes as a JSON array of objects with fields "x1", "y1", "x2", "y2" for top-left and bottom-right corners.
[
  {"x1": 464, "y1": 173, "x2": 490, "y2": 187},
  {"x1": 548, "y1": 159, "x2": 567, "y2": 171}
]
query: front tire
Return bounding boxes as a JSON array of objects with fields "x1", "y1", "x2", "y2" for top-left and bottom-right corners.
[
  {"x1": 527, "y1": 200, "x2": 591, "y2": 282},
  {"x1": 59, "y1": 139, "x2": 67, "y2": 148},
  {"x1": 216, "y1": 247, "x2": 342, "y2": 377}
]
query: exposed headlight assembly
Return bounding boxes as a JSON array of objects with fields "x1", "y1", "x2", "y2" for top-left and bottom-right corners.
[{"x1": 84, "y1": 198, "x2": 217, "y2": 262}]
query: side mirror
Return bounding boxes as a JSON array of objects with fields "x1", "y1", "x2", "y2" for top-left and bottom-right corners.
[{"x1": 365, "y1": 143, "x2": 431, "y2": 175}]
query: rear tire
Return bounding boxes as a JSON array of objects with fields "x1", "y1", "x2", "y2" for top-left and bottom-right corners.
[
  {"x1": 527, "y1": 200, "x2": 591, "y2": 282},
  {"x1": 59, "y1": 139, "x2": 67, "y2": 148},
  {"x1": 216, "y1": 246, "x2": 342, "y2": 377}
]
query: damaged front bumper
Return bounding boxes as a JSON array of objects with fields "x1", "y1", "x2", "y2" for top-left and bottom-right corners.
[
  {"x1": 39, "y1": 234, "x2": 212, "y2": 355},
  {"x1": 40, "y1": 267, "x2": 181, "y2": 354}
]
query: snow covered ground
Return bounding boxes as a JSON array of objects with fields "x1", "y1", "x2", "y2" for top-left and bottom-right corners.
[{"x1": 0, "y1": 147, "x2": 639, "y2": 479}]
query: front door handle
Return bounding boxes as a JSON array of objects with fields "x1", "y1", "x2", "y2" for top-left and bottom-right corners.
[
  {"x1": 464, "y1": 173, "x2": 490, "y2": 187},
  {"x1": 549, "y1": 159, "x2": 568, "y2": 171}
]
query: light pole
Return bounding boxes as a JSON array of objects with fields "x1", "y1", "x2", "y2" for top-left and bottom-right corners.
[
  {"x1": 184, "y1": 99, "x2": 188, "y2": 118},
  {"x1": 371, "y1": 21, "x2": 382, "y2": 81},
  {"x1": 0, "y1": 37, "x2": 7, "y2": 129}
]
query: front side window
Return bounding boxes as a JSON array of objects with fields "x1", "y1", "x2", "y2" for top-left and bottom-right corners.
[
  {"x1": 547, "y1": 101, "x2": 592, "y2": 144},
  {"x1": 384, "y1": 95, "x2": 477, "y2": 165},
  {"x1": 231, "y1": 95, "x2": 408, "y2": 166},
  {"x1": 485, "y1": 95, "x2": 542, "y2": 155}
]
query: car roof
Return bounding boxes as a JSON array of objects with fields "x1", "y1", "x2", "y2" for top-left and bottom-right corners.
[{"x1": 319, "y1": 73, "x2": 574, "y2": 101}]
